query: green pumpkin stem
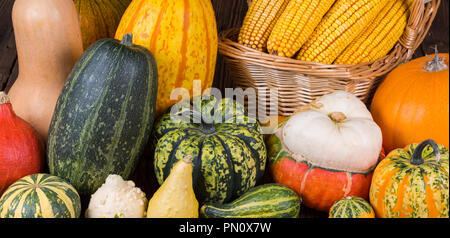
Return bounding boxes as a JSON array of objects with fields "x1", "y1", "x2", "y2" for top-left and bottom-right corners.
[
  {"x1": 121, "y1": 33, "x2": 133, "y2": 47},
  {"x1": 199, "y1": 124, "x2": 217, "y2": 134},
  {"x1": 411, "y1": 139, "x2": 441, "y2": 165}
]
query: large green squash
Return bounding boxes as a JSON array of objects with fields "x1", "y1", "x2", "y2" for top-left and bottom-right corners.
[
  {"x1": 47, "y1": 34, "x2": 158, "y2": 197},
  {"x1": 0, "y1": 173, "x2": 81, "y2": 218},
  {"x1": 200, "y1": 183, "x2": 301, "y2": 218},
  {"x1": 153, "y1": 97, "x2": 267, "y2": 204}
]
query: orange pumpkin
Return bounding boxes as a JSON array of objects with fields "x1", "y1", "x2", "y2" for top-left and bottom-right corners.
[
  {"x1": 371, "y1": 50, "x2": 449, "y2": 153},
  {"x1": 115, "y1": 0, "x2": 218, "y2": 116}
]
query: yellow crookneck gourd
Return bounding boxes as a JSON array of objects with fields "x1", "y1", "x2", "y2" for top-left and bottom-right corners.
[{"x1": 146, "y1": 156, "x2": 199, "y2": 218}]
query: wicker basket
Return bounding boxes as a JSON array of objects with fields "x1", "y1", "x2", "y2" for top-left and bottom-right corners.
[{"x1": 219, "y1": 0, "x2": 441, "y2": 117}]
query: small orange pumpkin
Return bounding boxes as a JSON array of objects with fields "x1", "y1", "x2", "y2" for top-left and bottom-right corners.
[{"x1": 371, "y1": 49, "x2": 449, "y2": 153}]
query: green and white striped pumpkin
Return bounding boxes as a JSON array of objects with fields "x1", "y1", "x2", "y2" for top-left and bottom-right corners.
[
  {"x1": 200, "y1": 183, "x2": 301, "y2": 218},
  {"x1": 0, "y1": 174, "x2": 81, "y2": 218},
  {"x1": 153, "y1": 96, "x2": 267, "y2": 204},
  {"x1": 329, "y1": 196, "x2": 375, "y2": 218}
]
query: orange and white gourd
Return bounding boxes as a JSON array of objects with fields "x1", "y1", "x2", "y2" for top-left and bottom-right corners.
[{"x1": 267, "y1": 91, "x2": 384, "y2": 212}]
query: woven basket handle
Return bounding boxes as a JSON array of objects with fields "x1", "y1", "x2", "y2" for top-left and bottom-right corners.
[{"x1": 400, "y1": 0, "x2": 439, "y2": 60}]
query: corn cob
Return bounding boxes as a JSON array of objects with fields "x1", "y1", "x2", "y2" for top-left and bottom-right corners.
[
  {"x1": 267, "y1": 0, "x2": 336, "y2": 58},
  {"x1": 238, "y1": 0, "x2": 290, "y2": 51},
  {"x1": 297, "y1": 0, "x2": 389, "y2": 64},
  {"x1": 334, "y1": 0, "x2": 412, "y2": 64}
]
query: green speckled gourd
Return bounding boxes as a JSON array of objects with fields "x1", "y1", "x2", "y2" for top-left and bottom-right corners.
[
  {"x1": 200, "y1": 183, "x2": 301, "y2": 218},
  {"x1": 329, "y1": 196, "x2": 375, "y2": 218},
  {"x1": 0, "y1": 174, "x2": 81, "y2": 218},
  {"x1": 47, "y1": 34, "x2": 158, "y2": 197},
  {"x1": 153, "y1": 96, "x2": 267, "y2": 204}
]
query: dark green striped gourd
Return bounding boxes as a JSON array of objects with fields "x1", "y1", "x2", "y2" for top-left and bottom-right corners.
[
  {"x1": 0, "y1": 174, "x2": 81, "y2": 218},
  {"x1": 47, "y1": 34, "x2": 158, "y2": 197},
  {"x1": 329, "y1": 196, "x2": 375, "y2": 218},
  {"x1": 153, "y1": 96, "x2": 266, "y2": 204},
  {"x1": 200, "y1": 183, "x2": 301, "y2": 218}
]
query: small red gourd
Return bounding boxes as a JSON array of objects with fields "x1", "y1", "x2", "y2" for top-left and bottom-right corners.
[{"x1": 0, "y1": 92, "x2": 45, "y2": 196}]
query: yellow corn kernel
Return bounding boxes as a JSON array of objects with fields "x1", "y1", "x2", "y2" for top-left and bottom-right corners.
[
  {"x1": 334, "y1": 0, "x2": 412, "y2": 64},
  {"x1": 297, "y1": 0, "x2": 389, "y2": 64},
  {"x1": 238, "y1": 0, "x2": 290, "y2": 51},
  {"x1": 267, "y1": 0, "x2": 336, "y2": 58}
]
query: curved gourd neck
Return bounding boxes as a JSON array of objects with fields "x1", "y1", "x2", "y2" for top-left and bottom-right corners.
[
  {"x1": 167, "y1": 156, "x2": 194, "y2": 188},
  {"x1": 12, "y1": 0, "x2": 83, "y2": 83},
  {"x1": 182, "y1": 155, "x2": 193, "y2": 164}
]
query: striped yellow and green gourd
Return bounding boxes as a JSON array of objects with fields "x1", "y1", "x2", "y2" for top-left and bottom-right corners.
[
  {"x1": 0, "y1": 174, "x2": 81, "y2": 218},
  {"x1": 115, "y1": 0, "x2": 218, "y2": 116},
  {"x1": 47, "y1": 34, "x2": 158, "y2": 198},
  {"x1": 370, "y1": 139, "x2": 449, "y2": 218},
  {"x1": 329, "y1": 196, "x2": 375, "y2": 218},
  {"x1": 334, "y1": 0, "x2": 412, "y2": 64},
  {"x1": 297, "y1": 0, "x2": 388, "y2": 64},
  {"x1": 267, "y1": 0, "x2": 336, "y2": 58},
  {"x1": 238, "y1": 0, "x2": 290, "y2": 51},
  {"x1": 200, "y1": 184, "x2": 301, "y2": 218},
  {"x1": 153, "y1": 96, "x2": 267, "y2": 204}
]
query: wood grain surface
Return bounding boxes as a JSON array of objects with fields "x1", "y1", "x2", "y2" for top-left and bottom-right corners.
[{"x1": 0, "y1": 0, "x2": 448, "y2": 218}]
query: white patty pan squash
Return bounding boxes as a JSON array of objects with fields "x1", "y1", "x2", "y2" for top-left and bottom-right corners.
[
  {"x1": 85, "y1": 174, "x2": 148, "y2": 218},
  {"x1": 282, "y1": 91, "x2": 383, "y2": 173}
]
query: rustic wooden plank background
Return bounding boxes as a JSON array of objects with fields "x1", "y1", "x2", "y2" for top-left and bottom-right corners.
[{"x1": 0, "y1": 0, "x2": 448, "y2": 218}]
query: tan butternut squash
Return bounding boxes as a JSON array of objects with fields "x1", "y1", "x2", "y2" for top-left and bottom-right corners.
[
  {"x1": 146, "y1": 156, "x2": 199, "y2": 218},
  {"x1": 8, "y1": 0, "x2": 83, "y2": 141}
]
